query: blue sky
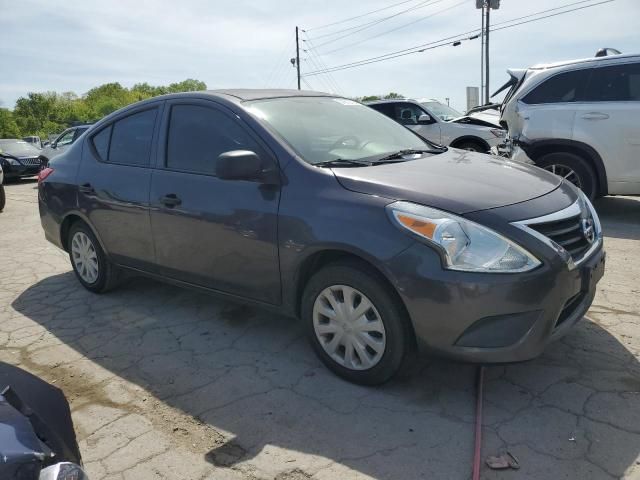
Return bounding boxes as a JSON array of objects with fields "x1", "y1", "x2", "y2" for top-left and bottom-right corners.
[{"x1": 1, "y1": 0, "x2": 637, "y2": 111}]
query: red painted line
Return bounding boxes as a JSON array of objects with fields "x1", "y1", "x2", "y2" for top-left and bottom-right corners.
[{"x1": 472, "y1": 366, "x2": 485, "y2": 480}]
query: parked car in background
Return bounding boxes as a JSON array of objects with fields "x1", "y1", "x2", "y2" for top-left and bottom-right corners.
[
  {"x1": 40, "y1": 125, "x2": 91, "y2": 165},
  {"x1": 0, "y1": 139, "x2": 44, "y2": 179},
  {"x1": 0, "y1": 164, "x2": 5, "y2": 211},
  {"x1": 39, "y1": 89, "x2": 604, "y2": 385},
  {"x1": 22, "y1": 136, "x2": 43, "y2": 148},
  {"x1": 367, "y1": 98, "x2": 505, "y2": 152},
  {"x1": 0, "y1": 362, "x2": 86, "y2": 479},
  {"x1": 497, "y1": 51, "x2": 640, "y2": 199}
]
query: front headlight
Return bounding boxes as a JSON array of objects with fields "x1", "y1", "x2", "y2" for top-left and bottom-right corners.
[
  {"x1": 490, "y1": 128, "x2": 506, "y2": 138},
  {"x1": 387, "y1": 201, "x2": 541, "y2": 273},
  {"x1": 1, "y1": 157, "x2": 20, "y2": 165}
]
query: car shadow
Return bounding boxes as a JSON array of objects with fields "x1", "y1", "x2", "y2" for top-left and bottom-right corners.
[
  {"x1": 11, "y1": 272, "x2": 640, "y2": 479},
  {"x1": 594, "y1": 195, "x2": 640, "y2": 241}
]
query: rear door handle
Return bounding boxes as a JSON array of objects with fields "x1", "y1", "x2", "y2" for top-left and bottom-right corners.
[
  {"x1": 581, "y1": 112, "x2": 610, "y2": 120},
  {"x1": 78, "y1": 183, "x2": 95, "y2": 194},
  {"x1": 160, "y1": 194, "x2": 182, "y2": 208}
]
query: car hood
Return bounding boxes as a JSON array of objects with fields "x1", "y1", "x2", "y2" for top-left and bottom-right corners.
[
  {"x1": 449, "y1": 114, "x2": 501, "y2": 128},
  {"x1": 332, "y1": 150, "x2": 561, "y2": 214}
]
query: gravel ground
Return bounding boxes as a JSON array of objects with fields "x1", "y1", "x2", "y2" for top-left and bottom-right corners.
[{"x1": 1, "y1": 179, "x2": 639, "y2": 480}]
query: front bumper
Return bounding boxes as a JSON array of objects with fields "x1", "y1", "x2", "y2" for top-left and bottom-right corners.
[
  {"x1": 386, "y1": 241, "x2": 605, "y2": 363},
  {"x1": 1, "y1": 163, "x2": 42, "y2": 179}
]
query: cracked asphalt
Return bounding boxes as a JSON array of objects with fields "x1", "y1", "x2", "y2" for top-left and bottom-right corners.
[{"x1": 1, "y1": 179, "x2": 639, "y2": 480}]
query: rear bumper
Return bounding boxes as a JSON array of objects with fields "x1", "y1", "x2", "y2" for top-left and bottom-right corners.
[{"x1": 385, "y1": 242, "x2": 605, "y2": 363}]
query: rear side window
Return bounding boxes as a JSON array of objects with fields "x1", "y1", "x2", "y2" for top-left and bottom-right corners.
[
  {"x1": 91, "y1": 126, "x2": 111, "y2": 161},
  {"x1": 585, "y1": 63, "x2": 640, "y2": 101},
  {"x1": 107, "y1": 109, "x2": 158, "y2": 166},
  {"x1": 522, "y1": 69, "x2": 591, "y2": 104},
  {"x1": 166, "y1": 104, "x2": 262, "y2": 175},
  {"x1": 370, "y1": 103, "x2": 395, "y2": 118}
]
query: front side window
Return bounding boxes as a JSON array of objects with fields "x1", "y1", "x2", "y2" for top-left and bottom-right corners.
[
  {"x1": 56, "y1": 130, "x2": 75, "y2": 147},
  {"x1": 522, "y1": 69, "x2": 591, "y2": 104},
  {"x1": 246, "y1": 97, "x2": 432, "y2": 165},
  {"x1": 166, "y1": 104, "x2": 262, "y2": 175},
  {"x1": 108, "y1": 109, "x2": 157, "y2": 166},
  {"x1": 393, "y1": 103, "x2": 425, "y2": 125},
  {"x1": 586, "y1": 63, "x2": 640, "y2": 101}
]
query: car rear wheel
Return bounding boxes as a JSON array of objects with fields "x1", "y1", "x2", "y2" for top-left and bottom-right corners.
[
  {"x1": 68, "y1": 222, "x2": 119, "y2": 293},
  {"x1": 536, "y1": 152, "x2": 597, "y2": 200},
  {"x1": 301, "y1": 261, "x2": 410, "y2": 385}
]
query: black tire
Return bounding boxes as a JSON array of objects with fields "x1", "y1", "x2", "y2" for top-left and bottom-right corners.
[
  {"x1": 301, "y1": 261, "x2": 411, "y2": 385},
  {"x1": 454, "y1": 140, "x2": 486, "y2": 153},
  {"x1": 68, "y1": 222, "x2": 119, "y2": 293},
  {"x1": 535, "y1": 152, "x2": 598, "y2": 200},
  {"x1": 0, "y1": 185, "x2": 5, "y2": 212}
]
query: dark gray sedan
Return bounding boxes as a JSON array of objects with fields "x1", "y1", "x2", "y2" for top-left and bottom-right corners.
[{"x1": 37, "y1": 90, "x2": 605, "y2": 384}]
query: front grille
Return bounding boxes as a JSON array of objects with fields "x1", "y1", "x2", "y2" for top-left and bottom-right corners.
[
  {"x1": 19, "y1": 157, "x2": 42, "y2": 166},
  {"x1": 526, "y1": 213, "x2": 592, "y2": 261}
]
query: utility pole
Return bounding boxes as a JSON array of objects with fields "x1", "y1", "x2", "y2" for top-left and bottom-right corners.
[
  {"x1": 476, "y1": 1, "x2": 500, "y2": 104},
  {"x1": 295, "y1": 26, "x2": 301, "y2": 90},
  {"x1": 484, "y1": 5, "x2": 490, "y2": 104}
]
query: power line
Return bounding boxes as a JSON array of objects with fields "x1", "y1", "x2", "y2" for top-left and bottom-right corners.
[
  {"x1": 305, "y1": 0, "x2": 417, "y2": 31},
  {"x1": 303, "y1": 0, "x2": 614, "y2": 76},
  {"x1": 321, "y1": 0, "x2": 468, "y2": 56},
  {"x1": 303, "y1": 33, "x2": 345, "y2": 93},
  {"x1": 309, "y1": 0, "x2": 441, "y2": 47}
]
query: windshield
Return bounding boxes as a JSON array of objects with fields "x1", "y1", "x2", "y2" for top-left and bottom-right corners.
[
  {"x1": 245, "y1": 97, "x2": 433, "y2": 164},
  {"x1": 420, "y1": 101, "x2": 462, "y2": 121},
  {"x1": 0, "y1": 140, "x2": 41, "y2": 157}
]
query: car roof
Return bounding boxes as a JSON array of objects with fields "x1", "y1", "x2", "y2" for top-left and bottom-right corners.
[
  {"x1": 530, "y1": 52, "x2": 640, "y2": 70},
  {"x1": 210, "y1": 89, "x2": 334, "y2": 101},
  {"x1": 365, "y1": 99, "x2": 416, "y2": 105}
]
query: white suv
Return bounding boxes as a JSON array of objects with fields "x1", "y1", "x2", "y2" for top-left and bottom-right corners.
[
  {"x1": 368, "y1": 99, "x2": 505, "y2": 153},
  {"x1": 498, "y1": 52, "x2": 640, "y2": 199}
]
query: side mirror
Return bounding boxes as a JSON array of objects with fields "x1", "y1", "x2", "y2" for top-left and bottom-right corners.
[
  {"x1": 216, "y1": 150, "x2": 263, "y2": 181},
  {"x1": 418, "y1": 113, "x2": 432, "y2": 124}
]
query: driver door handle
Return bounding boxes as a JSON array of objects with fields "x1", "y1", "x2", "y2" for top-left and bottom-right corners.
[
  {"x1": 160, "y1": 194, "x2": 182, "y2": 208},
  {"x1": 581, "y1": 112, "x2": 610, "y2": 120}
]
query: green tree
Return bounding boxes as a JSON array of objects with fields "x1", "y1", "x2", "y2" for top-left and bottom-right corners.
[
  {"x1": 6, "y1": 79, "x2": 207, "y2": 138},
  {"x1": 383, "y1": 92, "x2": 404, "y2": 99},
  {"x1": 0, "y1": 108, "x2": 21, "y2": 138}
]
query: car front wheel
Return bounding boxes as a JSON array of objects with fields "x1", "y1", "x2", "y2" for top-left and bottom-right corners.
[
  {"x1": 68, "y1": 222, "x2": 119, "y2": 293},
  {"x1": 302, "y1": 261, "x2": 411, "y2": 385}
]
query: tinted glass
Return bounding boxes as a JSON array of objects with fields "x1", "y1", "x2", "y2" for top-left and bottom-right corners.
[
  {"x1": 586, "y1": 63, "x2": 640, "y2": 101},
  {"x1": 393, "y1": 103, "x2": 425, "y2": 125},
  {"x1": 108, "y1": 109, "x2": 157, "y2": 166},
  {"x1": 522, "y1": 69, "x2": 591, "y2": 104},
  {"x1": 92, "y1": 125, "x2": 111, "y2": 161},
  {"x1": 167, "y1": 104, "x2": 261, "y2": 175},
  {"x1": 246, "y1": 97, "x2": 431, "y2": 165},
  {"x1": 420, "y1": 101, "x2": 462, "y2": 121},
  {"x1": 369, "y1": 103, "x2": 395, "y2": 118}
]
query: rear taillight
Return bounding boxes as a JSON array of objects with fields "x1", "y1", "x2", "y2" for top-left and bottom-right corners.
[{"x1": 38, "y1": 167, "x2": 54, "y2": 184}]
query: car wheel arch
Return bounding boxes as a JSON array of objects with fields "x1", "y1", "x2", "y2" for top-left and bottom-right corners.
[
  {"x1": 526, "y1": 139, "x2": 608, "y2": 196},
  {"x1": 293, "y1": 248, "x2": 418, "y2": 349},
  {"x1": 60, "y1": 213, "x2": 109, "y2": 257},
  {"x1": 450, "y1": 136, "x2": 490, "y2": 152}
]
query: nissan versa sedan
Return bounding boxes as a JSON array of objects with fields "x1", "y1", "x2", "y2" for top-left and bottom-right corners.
[{"x1": 38, "y1": 90, "x2": 605, "y2": 385}]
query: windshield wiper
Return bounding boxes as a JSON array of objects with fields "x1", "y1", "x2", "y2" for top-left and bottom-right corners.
[
  {"x1": 315, "y1": 158, "x2": 373, "y2": 168},
  {"x1": 374, "y1": 148, "x2": 445, "y2": 163}
]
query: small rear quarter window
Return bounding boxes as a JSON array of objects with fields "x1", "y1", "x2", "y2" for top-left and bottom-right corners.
[{"x1": 92, "y1": 125, "x2": 112, "y2": 161}]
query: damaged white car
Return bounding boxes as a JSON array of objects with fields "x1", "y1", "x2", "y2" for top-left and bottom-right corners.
[
  {"x1": 367, "y1": 98, "x2": 505, "y2": 153},
  {"x1": 495, "y1": 50, "x2": 640, "y2": 199}
]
